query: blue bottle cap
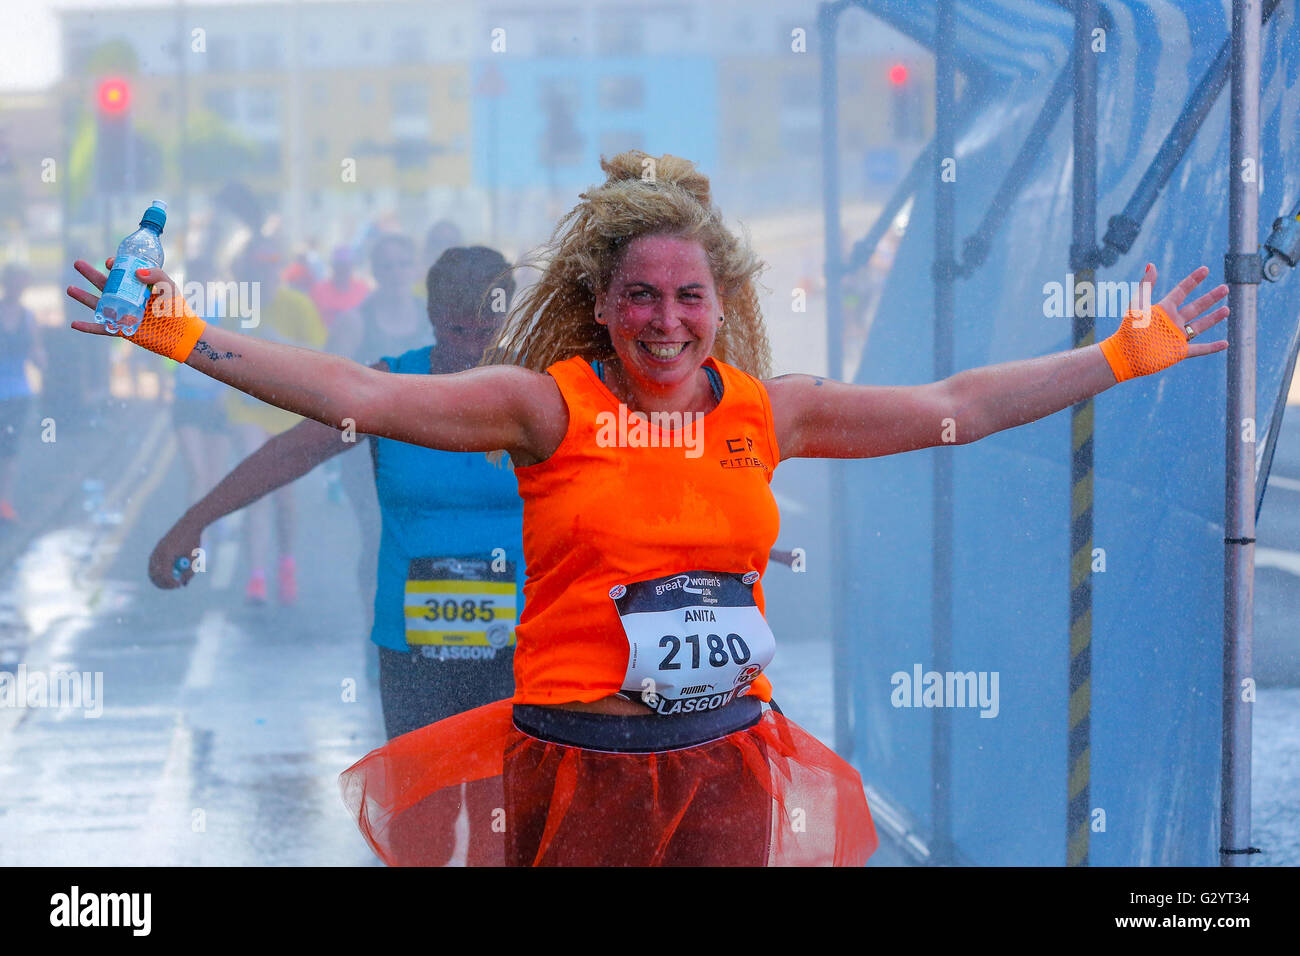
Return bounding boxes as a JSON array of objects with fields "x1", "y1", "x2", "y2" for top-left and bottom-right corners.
[{"x1": 140, "y1": 200, "x2": 167, "y2": 233}]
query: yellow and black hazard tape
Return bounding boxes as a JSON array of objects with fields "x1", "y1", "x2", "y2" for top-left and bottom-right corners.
[{"x1": 1067, "y1": 268, "x2": 1095, "y2": 867}]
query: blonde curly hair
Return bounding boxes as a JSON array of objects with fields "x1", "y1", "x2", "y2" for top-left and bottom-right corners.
[{"x1": 485, "y1": 150, "x2": 772, "y2": 379}]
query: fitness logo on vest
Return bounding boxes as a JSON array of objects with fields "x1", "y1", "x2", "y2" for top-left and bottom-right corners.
[{"x1": 719, "y1": 435, "x2": 767, "y2": 472}]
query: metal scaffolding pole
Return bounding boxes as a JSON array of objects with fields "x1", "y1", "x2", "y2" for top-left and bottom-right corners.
[
  {"x1": 930, "y1": 0, "x2": 957, "y2": 865},
  {"x1": 818, "y1": 1, "x2": 854, "y2": 760},
  {"x1": 1067, "y1": 0, "x2": 1098, "y2": 868},
  {"x1": 1221, "y1": 0, "x2": 1261, "y2": 868}
]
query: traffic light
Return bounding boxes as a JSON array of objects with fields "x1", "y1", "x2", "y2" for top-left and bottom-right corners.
[
  {"x1": 94, "y1": 76, "x2": 133, "y2": 192},
  {"x1": 888, "y1": 63, "x2": 923, "y2": 141}
]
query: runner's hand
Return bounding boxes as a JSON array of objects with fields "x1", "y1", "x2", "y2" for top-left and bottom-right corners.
[
  {"x1": 1145, "y1": 263, "x2": 1230, "y2": 359},
  {"x1": 66, "y1": 257, "x2": 182, "y2": 335},
  {"x1": 148, "y1": 520, "x2": 203, "y2": 590}
]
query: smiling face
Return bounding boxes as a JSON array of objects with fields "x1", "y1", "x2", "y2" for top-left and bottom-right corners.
[{"x1": 595, "y1": 233, "x2": 722, "y2": 397}]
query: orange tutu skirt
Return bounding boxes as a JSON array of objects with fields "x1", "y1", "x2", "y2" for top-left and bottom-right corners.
[{"x1": 339, "y1": 698, "x2": 878, "y2": 866}]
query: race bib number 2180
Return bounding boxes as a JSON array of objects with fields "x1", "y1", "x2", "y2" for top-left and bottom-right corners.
[{"x1": 611, "y1": 570, "x2": 775, "y2": 716}]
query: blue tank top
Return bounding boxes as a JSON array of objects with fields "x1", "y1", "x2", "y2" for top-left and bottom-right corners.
[
  {"x1": 368, "y1": 345, "x2": 526, "y2": 651},
  {"x1": 590, "y1": 358, "x2": 723, "y2": 401}
]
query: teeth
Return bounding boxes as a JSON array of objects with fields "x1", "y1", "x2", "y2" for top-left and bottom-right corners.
[{"x1": 642, "y1": 341, "x2": 685, "y2": 359}]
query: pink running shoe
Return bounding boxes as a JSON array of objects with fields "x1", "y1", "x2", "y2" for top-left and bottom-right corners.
[
  {"x1": 245, "y1": 568, "x2": 268, "y2": 605},
  {"x1": 278, "y1": 555, "x2": 298, "y2": 605}
]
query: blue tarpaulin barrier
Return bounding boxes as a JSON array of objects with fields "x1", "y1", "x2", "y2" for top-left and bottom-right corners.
[{"x1": 841, "y1": 0, "x2": 1300, "y2": 865}]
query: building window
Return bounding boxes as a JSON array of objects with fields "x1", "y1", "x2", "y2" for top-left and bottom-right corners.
[
  {"x1": 598, "y1": 75, "x2": 644, "y2": 111},
  {"x1": 206, "y1": 35, "x2": 237, "y2": 72},
  {"x1": 392, "y1": 81, "x2": 428, "y2": 118},
  {"x1": 537, "y1": 78, "x2": 583, "y2": 167},
  {"x1": 536, "y1": 24, "x2": 576, "y2": 57},
  {"x1": 247, "y1": 87, "x2": 279, "y2": 123},
  {"x1": 248, "y1": 34, "x2": 282, "y2": 70},
  {"x1": 393, "y1": 27, "x2": 427, "y2": 62},
  {"x1": 597, "y1": 16, "x2": 643, "y2": 55},
  {"x1": 781, "y1": 72, "x2": 817, "y2": 109},
  {"x1": 202, "y1": 88, "x2": 237, "y2": 122}
]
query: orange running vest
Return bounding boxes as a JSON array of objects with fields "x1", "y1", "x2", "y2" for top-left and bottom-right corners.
[{"x1": 511, "y1": 355, "x2": 782, "y2": 705}]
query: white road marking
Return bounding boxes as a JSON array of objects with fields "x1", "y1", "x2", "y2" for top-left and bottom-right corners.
[{"x1": 184, "y1": 609, "x2": 223, "y2": 690}]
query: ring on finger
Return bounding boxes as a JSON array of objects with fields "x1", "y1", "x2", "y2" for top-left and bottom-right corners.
[{"x1": 1184, "y1": 324, "x2": 1198, "y2": 341}]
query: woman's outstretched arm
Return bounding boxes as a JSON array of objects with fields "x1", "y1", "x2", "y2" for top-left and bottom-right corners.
[
  {"x1": 769, "y1": 264, "x2": 1229, "y2": 461},
  {"x1": 67, "y1": 261, "x2": 559, "y2": 457}
]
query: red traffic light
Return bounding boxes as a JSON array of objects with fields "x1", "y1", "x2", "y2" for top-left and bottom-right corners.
[
  {"x1": 96, "y1": 78, "x2": 130, "y2": 114},
  {"x1": 888, "y1": 63, "x2": 909, "y2": 86}
]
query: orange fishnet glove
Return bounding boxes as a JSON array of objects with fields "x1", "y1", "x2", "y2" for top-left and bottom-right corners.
[
  {"x1": 1098, "y1": 303, "x2": 1188, "y2": 382},
  {"x1": 125, "y1": 284, "x2": 206, "y2": 363}
]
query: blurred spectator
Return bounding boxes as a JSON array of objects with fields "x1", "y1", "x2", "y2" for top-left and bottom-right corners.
[
  {"x1": 282, "y1": 254, "x2": 317, "y2": 298},
  {"x1": 173, "y1": 257, "x2": 233, "y2": 525},
  {"x1": 423, "y1": 220, "x2": 463, "y2": 272},
  {"x1": 223, "y1": 235, "x2": 328, "y2": 604},
  {"x1": 310, "y1": 245, "x2": 371, "y2": 331},
  {"x1": 327, "y1": 232, "x2": 428, "y2": 361},
  {"x1": 0, "y1": 263, "x2": 47, "y2": 527},
  {"x1": 326, "y1": 232, "x2": 433, "y2": 667}
]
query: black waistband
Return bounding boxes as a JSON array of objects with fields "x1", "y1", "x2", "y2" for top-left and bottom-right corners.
[{"x1": 512, "y1": 697, "x2": 763, "y2": 754}]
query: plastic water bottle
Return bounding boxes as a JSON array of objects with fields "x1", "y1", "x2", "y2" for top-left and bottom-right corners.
[{"x1": 95, "y1": 200, "x2": 167, "y2": 336}]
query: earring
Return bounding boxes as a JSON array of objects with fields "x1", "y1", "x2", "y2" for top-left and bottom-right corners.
[{"x1": 718, "y1": 315, "x2": 725, "y2": 325}]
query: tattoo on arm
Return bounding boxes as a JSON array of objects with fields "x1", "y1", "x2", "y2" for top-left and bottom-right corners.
[{"x1": 193, "y1": 340, "x2": 241, "y2": 362}]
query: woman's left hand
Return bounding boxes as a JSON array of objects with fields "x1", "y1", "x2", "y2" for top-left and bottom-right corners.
[{"x1": 1146, "y1": 263, "x2": 1230, "y2": 359}]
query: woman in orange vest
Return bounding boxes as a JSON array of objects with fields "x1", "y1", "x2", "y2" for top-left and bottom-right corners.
[{"x1": 66, "y1": 150, "x2": 1228, "y2": 866}]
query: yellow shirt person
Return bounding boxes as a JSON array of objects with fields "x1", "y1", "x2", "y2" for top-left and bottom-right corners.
[{"x1": 225, "y1": 286, "x2": 328, "y2": 435}]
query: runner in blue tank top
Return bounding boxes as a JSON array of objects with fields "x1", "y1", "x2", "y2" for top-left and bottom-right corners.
[{"x1": 147, "y1": 247, "x2": 521, "y2": 865}]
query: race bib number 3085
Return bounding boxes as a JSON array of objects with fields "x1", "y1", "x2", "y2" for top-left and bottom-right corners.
[
  {"x1": 404, "y1": 556, "x2": 517, "y2": 656},
  {"x1": 611, "y1": 570, "x2": 775, "y2": 717}
]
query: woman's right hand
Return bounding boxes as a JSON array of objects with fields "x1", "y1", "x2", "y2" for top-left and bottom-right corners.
[
  {"x1": 66, "y1": 257, "x2": 185, "y2": 336},
  {"x1": 148, "y1": 520, "x2": 203, "y2": 589}
]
